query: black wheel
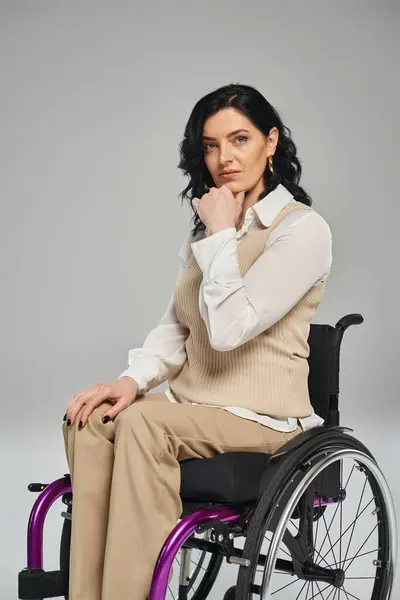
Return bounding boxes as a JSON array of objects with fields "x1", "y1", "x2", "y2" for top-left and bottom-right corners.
[
  {"x1": 169, "y1": 538, "x2": 223, "y2": 600},
  {"x1": 59, "y1": 505, "x2": 223, "y2": 600},
  {"x1": 60, "y1": 503, "x2": 71, "y2": 600},
  {"x1": 223, "y1": 586, "x2": 237, "y2": 600},
  {"x1": 236, "y1": 431, "x2": 397, "y2": 599}
]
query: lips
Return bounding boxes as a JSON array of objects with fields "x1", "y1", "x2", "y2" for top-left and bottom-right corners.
[{"x1": 220, "y1": 170, "x2": 240, "y2": 175}]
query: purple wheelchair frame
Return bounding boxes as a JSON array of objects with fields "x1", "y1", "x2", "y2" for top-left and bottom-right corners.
[{"x1": 26, "y1": 475, "x2": 340, "y2": 600}]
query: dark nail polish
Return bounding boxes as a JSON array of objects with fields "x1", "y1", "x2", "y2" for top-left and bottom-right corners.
[
  {"x1": 78, "y1": 420, "x2": 83, "y2": 430},
  {"x1": 63, "y1": 413, "x2": 67, "y2": 422},
  {"x1": 67, "y1": 419, "x2": 71, "y2": 426},
  {"x1": 102, "y1": 416, "x2": 110, "y2": 424}
]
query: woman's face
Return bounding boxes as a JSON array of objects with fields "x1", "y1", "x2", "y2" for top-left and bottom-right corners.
[{"x1": 202, "y1": 107, "x2": 278, "y2": 196}]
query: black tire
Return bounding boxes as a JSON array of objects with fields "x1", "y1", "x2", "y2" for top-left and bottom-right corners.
[
  {"x1": 59, "y1": 502, "x2": 222, "y2": 600},
  {"x1": 190, "y1": 552, "x2": 223, "y2": 599},
  {"x1": 236, "y1": 431, "x2": 395, "y2": 599},
  {"x1": 223, "y1": 586, "x2": 237, "y2": 600},
  {"x1": 59, "y1": 505, "x2": 71, "y2": 600}
]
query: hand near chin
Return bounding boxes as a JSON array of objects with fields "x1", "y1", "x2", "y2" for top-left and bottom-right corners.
[{"x1": 192, "y1": 185, "x2": 246, "y2": 236}]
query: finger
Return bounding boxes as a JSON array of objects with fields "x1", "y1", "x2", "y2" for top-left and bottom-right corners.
[
  {"x1": 235, "y1": 190, "x2": 246, "y2": 204},
  {"x1": 67, "y1": 396, "x2": 87, "y2": 425},
  {"x1": 79, "y1": 395, "x2": 112, "y2": 428},
  {"x1": 219, "y1": 185, "x2": 235, "y2": 201},
  {"x1": 65, "y1": 390, "x2": 85, "y2": 421},
  {"x1": 67, "y1": 385, "x2": 107, "y2": 425},
  {"x1": 65, "y1": 383, "x2": 100, "y2": 416},
  {"x1": 102, "y1": 397, "x2": 131, "y2": 423}
]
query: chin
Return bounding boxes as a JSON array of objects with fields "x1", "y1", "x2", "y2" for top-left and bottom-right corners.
[{"x1": 220, "y1": 181, "x2": 241, "y2": 192}]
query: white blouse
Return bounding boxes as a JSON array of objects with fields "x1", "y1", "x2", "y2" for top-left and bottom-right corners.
[{"x1": 119, "y1": 184, "x2": 333, "y2": 432}]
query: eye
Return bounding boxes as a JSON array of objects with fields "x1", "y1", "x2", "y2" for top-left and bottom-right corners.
[{"x1": 203, "y1": 136, "x2": 248, "y2": 152}]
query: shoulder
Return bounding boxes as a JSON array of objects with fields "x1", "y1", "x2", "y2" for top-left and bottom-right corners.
[
  {"x1": 268, "y1": 203, "x2": 332, "y2": 283},
  {"x1": 271, "y1": 202, "x2": 332, "y2": 245}
]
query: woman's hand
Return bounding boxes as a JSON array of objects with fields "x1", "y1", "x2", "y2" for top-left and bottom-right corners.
[
  {"x1": 192, "y1": 186, "x2": 246, "y2": 236},
  {"x1": 64, "y1": 377, "x2": 139, "y2": 428}
]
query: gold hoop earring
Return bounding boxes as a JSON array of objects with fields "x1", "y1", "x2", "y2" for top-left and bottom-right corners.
[
  {"x1": 268, "y1": 155, "x2": 274, "y2": 174},
  {"x1": 204, "y1": 183, "x2": 210, "y2": 191}
]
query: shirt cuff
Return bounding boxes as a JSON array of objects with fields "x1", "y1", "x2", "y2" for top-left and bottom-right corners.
[
  {"x1": 191, "y1": 227, "x2": 237, "y2": 282},
  {"x1": 118, "y1": 367, "x2": 151, "y2": 395}
]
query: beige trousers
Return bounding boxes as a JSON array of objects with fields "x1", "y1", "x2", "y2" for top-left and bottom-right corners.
[{"x1": 62, "y1": 392, "x2": 301, "y2": 600}]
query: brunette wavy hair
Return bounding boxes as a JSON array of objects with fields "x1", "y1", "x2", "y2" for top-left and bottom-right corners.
[{"x1": 178, "y1": 83, "x2": 312, "y2": 237}]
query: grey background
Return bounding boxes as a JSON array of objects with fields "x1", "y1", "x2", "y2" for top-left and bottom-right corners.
[{"x1": 1, "y1": 1, "x2": 399, "y2": 597}]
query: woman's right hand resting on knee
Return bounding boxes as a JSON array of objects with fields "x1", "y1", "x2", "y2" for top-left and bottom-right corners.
[{"x1": 64, "y1": 377, "x2": 139, "y2": 428}]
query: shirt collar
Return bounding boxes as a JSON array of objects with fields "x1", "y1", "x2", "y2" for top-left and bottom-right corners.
[
  {"x1": 251, "y1": 183, "x2": 295, "y2": 227},
  {"x1": 204, "y1": 184, "x2": 295, "y2": 238}
]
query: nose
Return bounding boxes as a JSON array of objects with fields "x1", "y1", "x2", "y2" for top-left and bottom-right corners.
[{"x1": 219, "y1": 141, "x2": 234, "y2": 165}]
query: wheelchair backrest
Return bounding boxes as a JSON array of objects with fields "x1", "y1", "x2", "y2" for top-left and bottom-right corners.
[{"x1": 307, "y1": 323, "x2": 337, "y2": 422}]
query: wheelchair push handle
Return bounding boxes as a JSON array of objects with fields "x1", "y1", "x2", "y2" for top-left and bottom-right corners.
[
  {"x1": 328, "y1": 313, "x2": 364, "y2": 402},
  {"x1": 335, "y1": 313, "x2": 364, "y2": 332}
]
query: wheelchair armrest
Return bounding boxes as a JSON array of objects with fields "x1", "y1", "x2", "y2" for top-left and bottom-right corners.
[
  {"x1": 270, "y1": 425, "x2": 352, "y2": 462},
  {"x1": 257, "y1": 425, "x2": 352, "y2": 500}
]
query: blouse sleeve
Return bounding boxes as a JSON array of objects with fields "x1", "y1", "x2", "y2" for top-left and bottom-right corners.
[
  {"x1": 118, "y1": 235, "x2": 191, "y2": 394},
  {"x1": 190, "y1": 211, "x2": 332, "y2": 351}
]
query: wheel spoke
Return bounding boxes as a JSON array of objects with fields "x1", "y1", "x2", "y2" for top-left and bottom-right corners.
[
  {"x1": 272, "y1": 575, "x2": 302, "y2": 595},
  {"x1": 305, "y1": 581, "x2": 311, "y2": 599},
  {"x1": 322, "y1": 512, "x2": 338, "y2": 567},
  {"x1": 341, "y1": 476, "x2": 368, "y2": 569},
  {"x1": 340, "y1": 586, "x2": 351, "y2": 600},
  {"x1": 340, "y1": 588, "x2": 361, "y2": 600},
  {"x1": 314, "y1": 469, "x2": 325, "y2": 550},
  {"x1": 326, "y1": 587, "x2": 338, "y2": 600},
  {"x1": 324, "y1": 547, "x2": 379, "y2": 569},
  {"x1": 293, "y1": 580, "x2": 308, "y2": 599},
  {"x1": 308, "y1": 583, "x2": 332, "y2": 600},
  {"x1": 339, "y1": 461, "x2": 343, "y2": 571},
  {"x1": 318, "y1": 465, "x2": 355, "y2": 558},
  {"x1": 319, "y1": 499, "x2": 374, "y2": 564},
  {"x1": 190, "y1": 558, "x2": 206, "y2": 572},
  {"x1": 312, "y1": 545, "x2": 333, "y2": 569},
  {"x1": 344, "y1": 522, "x2": 379, "y2": 573},
  {"x1": 315, "y1": 581, "x2": 328, "y2": 599},
  {"x1": 265, "y1": 533, "x2": 292, "y2": 559}
]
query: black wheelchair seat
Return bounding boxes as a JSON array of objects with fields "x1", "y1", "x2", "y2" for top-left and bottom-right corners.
[
  {"x1": 179, "y1": 425, "x2": 350, "y2": 505},
  {"x1": 180, "y1": 451, "x2": 271, "y2": 504}
]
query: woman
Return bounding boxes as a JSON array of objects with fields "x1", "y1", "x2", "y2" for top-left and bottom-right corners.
[{"x1": 63, "y1": 83, "x2": 332, "y2": 600}]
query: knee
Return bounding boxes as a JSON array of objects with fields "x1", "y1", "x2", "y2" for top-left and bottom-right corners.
[
  {"x1": 115, "y1": 402, "x2": 147, "y2": 431},
  {"x1": 86, "y1": 401, "x2": 114, "y2": 429},
  {"x1": 63, "y1": 401, "x2": 114, "y2": 440},
  {"x1": 115, "y1": 402, "x2": 163, "y2": 445}
]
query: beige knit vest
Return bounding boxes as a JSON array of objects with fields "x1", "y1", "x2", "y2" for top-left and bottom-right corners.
[{"x1": 169, "y1": 200, "x2": 327, "y2": 418}]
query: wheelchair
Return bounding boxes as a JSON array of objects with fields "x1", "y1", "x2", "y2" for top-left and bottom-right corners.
[{"x1": 18, "y1": 313, "x2": 398, "y2": 600}]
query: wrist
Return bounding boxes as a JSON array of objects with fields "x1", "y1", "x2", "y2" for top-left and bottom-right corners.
[
  {"x1": 207, "y1": 223, "x2": 235, "y2": 236},
  {"x1": 120, "y1": 376, "x2": 139, "y2": 389}
]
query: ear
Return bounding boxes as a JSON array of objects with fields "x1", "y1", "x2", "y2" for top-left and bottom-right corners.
[{"x1": 266, "y1": 126, "x2": 279, "y2": 154}]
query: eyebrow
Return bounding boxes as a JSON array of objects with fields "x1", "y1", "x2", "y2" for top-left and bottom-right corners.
[{"x1": 202, "y1": 128, "x2": 249, "y2": 141}]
